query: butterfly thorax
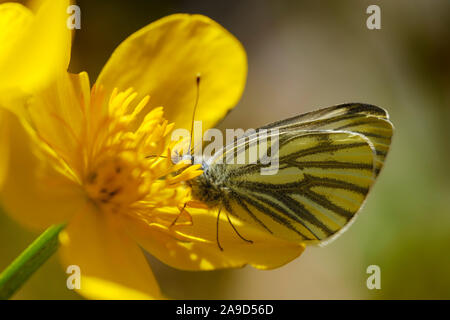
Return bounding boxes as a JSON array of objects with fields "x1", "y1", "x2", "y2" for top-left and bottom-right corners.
[{"x1": 188, "y1": 163, "x2": 229, "y2": 208}]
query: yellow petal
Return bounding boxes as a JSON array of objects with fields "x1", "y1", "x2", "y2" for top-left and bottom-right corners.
[
  {"x1": 0, "y1": 3, "x2": 33, "y2": 62},
  {"x1": 27, "y1": 72, "x2": 91, "y2": 177},
  {"x1": 0, "y1": 109, "x2": 85, "y2": 231},
  {"x1": 97, "y1": 14, "x2": 247, "y2": 132},
  {"x1": 0, "y1": 0, "x2": 71, "y2": 97},
  {"x1": 124, "y1": 209, "x2": 305, "y2": 271},
  {"x1": 59, "y1": 204, "x2": 161, "y2": 299},
  {"x1": 75, "y1": 276, "x2": 158, "y2": 300},
  {"x1": 0, "y1": 109, "x2": 9, "y2": 187}
]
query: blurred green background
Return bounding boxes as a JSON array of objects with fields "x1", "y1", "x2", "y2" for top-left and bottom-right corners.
[{"x1": 1, "y1": 0, "x2": 449, "y2": 299}]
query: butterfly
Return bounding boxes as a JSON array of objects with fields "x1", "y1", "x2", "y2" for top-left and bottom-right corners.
[{"x1": 184, "y1": 103, "x2": 393, "y2": 250}]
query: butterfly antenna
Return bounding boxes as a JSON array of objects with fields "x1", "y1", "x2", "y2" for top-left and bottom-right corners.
[{"x1": 188, "y1": 74, "x2": 201, "y2": 159}]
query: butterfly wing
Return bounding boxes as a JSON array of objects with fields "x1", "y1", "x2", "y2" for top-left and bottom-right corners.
[
  {"x1": 207, "y1": 130, "x2": 377, "y2": 244},
  {"x1": 254, "y1": 103, "x2": 393, "y2": 175}
]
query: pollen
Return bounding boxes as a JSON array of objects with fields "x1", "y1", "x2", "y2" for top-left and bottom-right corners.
[{"x1": 84, "y1": 150, "x2": 149, "y2": 213}]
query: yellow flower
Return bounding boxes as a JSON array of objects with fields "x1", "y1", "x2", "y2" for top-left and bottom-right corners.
[
  {"x1": 0, "y1": 0, "x2": 71, "y2": 186},
  {"x1": 1, "y1": 14, "x2": 304, "y2": 299}
]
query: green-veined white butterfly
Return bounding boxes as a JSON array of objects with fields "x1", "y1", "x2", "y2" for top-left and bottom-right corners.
[{"x1": 184, "y1": 103, "x2": 393, "y2": 249}]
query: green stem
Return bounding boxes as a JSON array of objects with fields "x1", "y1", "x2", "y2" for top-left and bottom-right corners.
[{"x1": 0, "y1": 223, "x2": 66, "y2": 300}]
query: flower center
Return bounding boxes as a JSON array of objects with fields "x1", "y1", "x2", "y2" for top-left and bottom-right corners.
[
  {"x1": 85, "y1": 150, "x2": 149, "y2": 213},
  {"x1": 78, "y1": 86, "x2": 203, "y2": 218}
]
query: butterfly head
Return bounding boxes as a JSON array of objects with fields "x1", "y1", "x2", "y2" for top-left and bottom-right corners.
[{"x1": 170, "y1": 145, "x2": 211, "y2": 173}]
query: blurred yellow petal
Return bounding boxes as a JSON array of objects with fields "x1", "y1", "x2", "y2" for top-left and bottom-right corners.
[
  {"x1": 77, "y1": 277, "x2": 157, "y2": 300},
  {"x1": 124, "y1": 209, "x2": 305, "y2": 271},
  {"x1": 0, "y1": 109, "x2": 85, "y2": 231},
  {"x1": 0, "y1": 3, "x2": 33, "y2": 60},
  {"x1": 59, "y1": 204, "x2": 161, "y2": 299},
  {"x1": 0, "y1": 0, "x2": 71, "y2": 98},
  {"x1": 0, "y1": 109, "x2": 9, "y2": 187},
  {"x1": 97, "y1": 14, "x2": 247, "y2": 132}
]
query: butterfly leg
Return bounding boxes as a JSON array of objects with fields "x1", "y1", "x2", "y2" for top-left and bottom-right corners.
[
  {"x1": 216, "y1": 207, "x2": 224, "y2": 251},
  {"x1": 225, "y1": 210, "x2": 253, "y2": 244},
  {"x1": 170, "y1": 202, "x2": 188, "y2": 227}
]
